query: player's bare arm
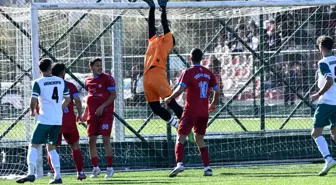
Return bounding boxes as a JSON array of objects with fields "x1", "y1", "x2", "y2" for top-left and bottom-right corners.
[
  {"x1": 209, "y1": 87, "x2": 220, "y2": 112},
  {"x1": 95, "y1": 90, "x2": 116, "y2": 116},
  {"x1": 311, "y1": 76, "x2": 333, "y2": 102},
  {"x1": 83, "y1": 105, "x2": 88, "y2": 121},
  {"x1": 62, "y1": 96, "x2": 71, "y2": 110},
  {"x1": 74, "y1": 96, "x2": 84, "y2": 122},
  {"x1": 164, "y1": 85, "x2": 184, "y2": 104},
  {"x1": 30, "y1": 97, "x2": 38, "y2": 116}
]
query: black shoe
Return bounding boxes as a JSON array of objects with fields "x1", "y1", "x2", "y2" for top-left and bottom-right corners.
[
  {"x1": 49, "y1": 178, "x2": 62, "y2": 184},
  {"x1": 204, "y1": 169, "x2": 213, "y2": 176},
  {"x1": 16, "y1": 175, "x2": 35, "y2": 184},
  {"x1": 77, "y1": 171, "x2": 87, "y2": 181}
]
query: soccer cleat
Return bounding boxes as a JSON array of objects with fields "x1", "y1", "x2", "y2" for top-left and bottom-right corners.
[
  {"x1": 187, "y1": 131, "x2": 195, "y2": 143},
  {"x1": 104, "y1": 167, "x2": 114, "y2": 178},
  {"x1": 49, "y1": 178, "x2": 62, "y2": 184},
  {"x1": 90, "y1": 166, "x2": 101, "y2": 178},
  {"x1": 319, "y1": 159, "x2": 336, "y2": 176},
  {"x1": 77, "y1": 171, "x2": 86, "y2": 181},
  {"x1": 16, "y1": 175, "x2": 35, "y2": 184},
  {"x1": 204, "y1": 169, "x2": 213, "y2": 176},
  {"x1": 169, "y1": 165, "x2": 185, "y2": 177}
]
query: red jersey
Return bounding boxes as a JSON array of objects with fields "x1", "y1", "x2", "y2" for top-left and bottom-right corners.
[
  {"x1": 178, "y1": 65, "x2": 218, "y2": 115},
  {"x1": 62, "y1": 81, "x2": 79, "y2": 132},
  {"x1": 85, "y1": 73, "x2": 115, "y2": 112}
]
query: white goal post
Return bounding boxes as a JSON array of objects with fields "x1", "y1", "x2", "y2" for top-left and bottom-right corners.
[{"x1": 32, "y1": 0, "x2": 336, "y2": 10}]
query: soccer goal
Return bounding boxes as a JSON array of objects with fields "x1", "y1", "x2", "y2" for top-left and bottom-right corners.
[{"x1": 0, "y1": 0, "x2": 335, "y2": 179}]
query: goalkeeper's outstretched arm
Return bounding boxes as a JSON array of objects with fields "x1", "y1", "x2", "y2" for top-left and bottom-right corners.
[
  {"x1": 144, "y1": 0, "x2": 156, "y2": 39},
  {"x1": 160, "y1": 0, "x2": 170, "y2": 34}
]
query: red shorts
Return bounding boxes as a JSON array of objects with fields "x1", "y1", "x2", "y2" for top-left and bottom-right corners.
[
  {"x1": 87, "y1": 112, "x2": 114, "y2": 136},
  {"x1": 56, "y1": 128, "x2": 80, "y2": 146},
  {"x1": 178, "y1": 112, "x2": 208, "y2": 135}
]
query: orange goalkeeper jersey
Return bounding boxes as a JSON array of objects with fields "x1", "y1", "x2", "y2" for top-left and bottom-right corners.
[{"x1": 144, "y1": 32, "x2": 173, "y2": 74}]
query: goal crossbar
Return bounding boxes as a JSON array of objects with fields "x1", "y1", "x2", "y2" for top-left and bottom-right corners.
[{"x1": 32, "y1": 0, "x2": 334, "y2": 10}]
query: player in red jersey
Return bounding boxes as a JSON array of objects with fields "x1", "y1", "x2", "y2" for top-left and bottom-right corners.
[
  {"x1": 83, "y1": 58, "x2": 116, "y2": 179},
  {"x1": 165, "y1": 48, "x2": 220, "y2": 177},
  {"x1": 47, "y1": 63, "x2": 86, "y2": 181}
]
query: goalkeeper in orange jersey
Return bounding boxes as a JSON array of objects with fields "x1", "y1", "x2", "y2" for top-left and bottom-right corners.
[{"x1": 143, "y1": 0, "x2": 193, "y2": 141}]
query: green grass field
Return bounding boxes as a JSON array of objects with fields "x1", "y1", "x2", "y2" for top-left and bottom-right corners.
[
  {"x1": 0, "y1": 118, "x2": 312, "y2": 139},
  {"x1": 1, "y1": 163, "x2": 335, "y2": 185}
]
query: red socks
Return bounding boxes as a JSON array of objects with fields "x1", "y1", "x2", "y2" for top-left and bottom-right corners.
[
  {"x1": 175, "y1": 143, "x2": 184, "y2": 163},
  {"x1": 91, "y1": 156, "x2": 99, "y2": 167},
  {"x1": 106, "y1": 156, "x2": 113, "y2": 168},
  {"x1": 72, "y1": 149, "x2": 84, "y2": 172},
  {"x1": 199, "y1": 147, "x2": 210, "y2": 167}
]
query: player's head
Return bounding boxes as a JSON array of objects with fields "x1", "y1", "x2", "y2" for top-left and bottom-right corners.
[
  {"x1": 89, "y1": 57, "x2": 102, "y2": 76},
  {"x1": 317, "y1": 35, "x2": 334, "y2": 55},
  {"x1": 189, "y1": 48, "x2": 203, "y2": 65},
  {"x1": 51, "y1": 63, "x2": 66, "y2": 79},
  {"x1": 39, "y1": 58, "x2": 53, "y2": 75}
]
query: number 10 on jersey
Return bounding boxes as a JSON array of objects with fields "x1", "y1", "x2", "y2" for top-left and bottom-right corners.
[{"x1": 199, "y1": 81, "x2": 208, "y2": 99}]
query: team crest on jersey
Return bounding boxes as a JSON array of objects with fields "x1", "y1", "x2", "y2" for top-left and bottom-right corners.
[
  {"x1": 98, "y1": 84, "x2": 102, "y2": 88},
  {"x1": 200, "y1": 68, "x2": 202, "y2": 71},
  {"x1": 102, "y1": 124, "x2": 109, "y2": 130}
]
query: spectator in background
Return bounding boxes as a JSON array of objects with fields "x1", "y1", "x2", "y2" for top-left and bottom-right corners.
[
  {"x1": 232, "y1": 18, "x2": 247, "y2": 52},
  {"x1": 214, "y1": 38, "x2": 230, "y2": 59},
  {"x1": 202, "y1": 56, "x2": 224, "y2": 97},
  {"x1": 125, "y1": 65, "x2": 146, "y2": 106},
  {"x1": 268, "y1": 26, "x2": 281, "y2": 51}
]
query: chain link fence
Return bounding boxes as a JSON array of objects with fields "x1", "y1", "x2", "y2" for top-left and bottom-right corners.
[{"x1": 0, "y1": 0, "x2": 334, "y2": 175}]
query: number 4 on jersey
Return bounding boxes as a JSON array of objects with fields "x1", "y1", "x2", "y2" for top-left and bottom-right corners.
[{"x1": 51, "y1": 87, "x2": 59, "y2": 103}]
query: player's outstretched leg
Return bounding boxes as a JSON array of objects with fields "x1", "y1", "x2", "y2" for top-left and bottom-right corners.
[
  {"x1": 16, "y1": 146, "x2": 38, "y2": 184},
  {"x1": 167, "y1": 99, "x2": 194, "y2": 143},
  {"x1": 195, "y1": 134, "x2": 212, "y2": 176},
  {"x1": 169, "y1": 135, "x2": 187, "y2": 177},
  {"x1": 312, "y1": 127, "x2": 336, "y2": 176},
  {"x1": 149, "y1": 101, "x2": 178, "y2": 128}
]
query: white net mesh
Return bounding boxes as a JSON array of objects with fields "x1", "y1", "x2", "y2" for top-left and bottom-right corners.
[{"x1": 1, "y1": 0, "x2": 336, "y2": 178}]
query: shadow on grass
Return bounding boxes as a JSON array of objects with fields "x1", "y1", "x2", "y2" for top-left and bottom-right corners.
[
  {"x1": 99, "y1": 179, "x2": 174, "y2": 184},
  {"x1": 219, "y1": 171, "x2": 324, "y2": 178}
]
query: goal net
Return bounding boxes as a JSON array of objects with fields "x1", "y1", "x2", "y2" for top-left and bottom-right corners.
[{"x1": 0, "y1": 0, "x2": 334, "y2": 177}]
